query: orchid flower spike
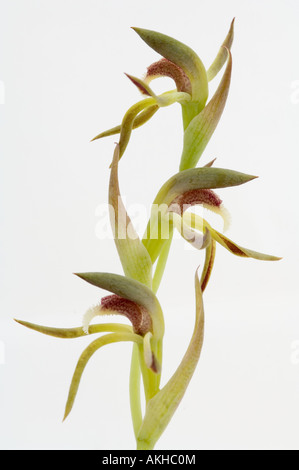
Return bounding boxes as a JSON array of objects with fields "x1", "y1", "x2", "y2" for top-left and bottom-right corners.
[{"x1": 16, "y1": 21, "x2": 281, "y2": 450}]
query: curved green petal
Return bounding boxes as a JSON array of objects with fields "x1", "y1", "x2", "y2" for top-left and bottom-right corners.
[
  {"x1": 207, "y1": 18, "x2": 235, "y2": 81},
  {"x1": 180, "y1": 48, "x2": 232, "y2": 170},
  {"x1": 63, "y1": 332, "x2": 143, "y2": 421},
  {"x1": 91, "y1": 105, "x2": 159, "y2": 142},
  {"x1": 109, "y1": 144, "x2": 153, "y2": 287},
  {"x1": 119, "y1": 97, "x2": 157, "y2": 158},
  {"x1": 136, "y1": 269, "x2": 204, "y2": 450},
  {"x1": 14, "y1": 319, "x2": 133, "y2": 338}
]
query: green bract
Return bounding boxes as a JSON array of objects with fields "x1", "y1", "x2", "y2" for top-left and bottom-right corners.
[{"x1": 16, "y1": 21, "x2": 280, "y2": 450}]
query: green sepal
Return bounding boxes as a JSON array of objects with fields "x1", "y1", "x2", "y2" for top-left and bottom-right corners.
[
  {"x1": 63, "y1": 332, "x2": 143, "y2": 421},
  {"x1": 109, "y1": 144, "x2": 153, "y2": 287},
  {"x1": 207, "y1": 18, "x2": 235, "y2": 81},
  {"x1": 180, "y1": 48, "x2": 232, "y2": 170}
]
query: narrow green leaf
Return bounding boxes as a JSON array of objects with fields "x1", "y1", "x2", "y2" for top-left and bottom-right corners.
[
  {"x1": 136, "y1": 269, "x2": 204, "y2": 450},
  {"x1": 180, "y1": 48, "x2": 232, "y2": 170},
  {"x1": 63, "y1": 332, "x2": 142, "y2": 421},
  {"x1": 207, "y1": 18, "x2": 235, "y2": 81}
]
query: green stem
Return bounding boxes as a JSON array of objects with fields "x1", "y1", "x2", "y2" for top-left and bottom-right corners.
[
  {"x1": 129, "y1": 343, "x2": 143, "y2": 439},
  {"x1": 152, "y1": 229, "x2": 174, "y2": 294}
]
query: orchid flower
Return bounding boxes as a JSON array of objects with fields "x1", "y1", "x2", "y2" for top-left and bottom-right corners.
[{"x1": 16, "y1": 21, "x2": 280, "y2": 450}]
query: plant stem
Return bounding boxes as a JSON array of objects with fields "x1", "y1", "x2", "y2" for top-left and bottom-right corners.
[
  {"x1": 129, "y1": 343, "x2": 143, "y2": 439},
  {"x1": 152, "y1": 229, "x2": 174, "y2": 294}
]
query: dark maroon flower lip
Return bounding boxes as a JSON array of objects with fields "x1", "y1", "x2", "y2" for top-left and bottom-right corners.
[
  {"x1": 168, "y1": 188, "x2": 223, "y2": 215},
  {"x1": 100, "y1": 294, "x2": 153, "y2": 336},
  {"x1": 145, "y1": 58, "x2": 192, "y2": 95}
]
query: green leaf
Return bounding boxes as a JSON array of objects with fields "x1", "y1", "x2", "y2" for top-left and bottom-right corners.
[
  {"x1": 132, "y1": 27, "x2": 208, "y2": 109},
  {"x1": 207, "y1": 18, "x2": 235, "y2": 81},
  {"x1": 136, "y1": 269, "x2": 204, "y2": 450},
  {"x1": 109, "y1": 144, "x2": 153, "y2": 287},
  {"x1": 180, "y1": 48, "x2": 232, "y2": 170}
]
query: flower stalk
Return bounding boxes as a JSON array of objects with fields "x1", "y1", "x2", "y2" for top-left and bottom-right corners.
[{"x1": 15, "y1": 20, "x2": 281, "y2": 450}]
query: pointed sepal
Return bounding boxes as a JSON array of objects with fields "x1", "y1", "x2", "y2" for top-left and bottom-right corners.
[{"x1": 180, "y1": 48, "x2": 232, "y2": 170}]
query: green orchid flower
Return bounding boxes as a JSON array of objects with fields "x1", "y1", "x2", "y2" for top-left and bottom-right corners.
[
  {"x1": 91, "y1": 20, "x2": 234, "y2": 166},
  {"x1": 16, "y1": 21, "x2": 281, "y2": 450}
]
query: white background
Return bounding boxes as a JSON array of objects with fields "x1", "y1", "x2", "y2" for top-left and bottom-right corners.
[{"x1": 0, "y1": 0, "x2": 298, "y2": 450}]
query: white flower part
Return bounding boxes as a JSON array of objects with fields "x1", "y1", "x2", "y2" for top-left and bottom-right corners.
[
  {"x1": 172, "y1": 212, "x2": 209, "y2": 250},
  {"x1": 82, "y1": 304, "x2": 102, "y2": 335},
  {"x1": 211, "y1": 204, "x2": 231, "y2": 233},
  {"x1": 143, "y1": 331, "x2": 153, "y2": 369}
]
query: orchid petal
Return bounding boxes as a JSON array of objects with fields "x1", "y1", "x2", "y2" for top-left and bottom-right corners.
[
  {"x1": 204, "y1": 157, "x2": 217, "y2": 167},
  {"x1": 207, "y1": 18, "x2": 235, "y2": 81},
  {"x1": 171, "y1": 212, "x2": 211, "y2": 251},
  {"x1": 119, "y1": 97, "x2": 157, "y2": 158},
  {"x1": 189, "y1": 213, "x2": 282, "y2": 261},
  {"x1": 91, "y1": 105, "x2": 159, "y2": 142},
  {"x1": 63, "y1": 332, "x2": 143, "y2": 421},
  {"x1": 180, "y1": 48, "x2": 232, "y2": 170},
  {"x1": 136, "y1": 269, "x2": 204, "y2": 450},
  {"x1": 125, "y1": 73, "x2": 157, "y2": 97},
  {"x1": 142, "y1": 332, "x2": 160, "y2": 374},
  {"x1": 200, "y1": 239, "x2": 216, "y2": 292},
  {"x1": 14, "y1": 318, "x2": 133, "y2": 338},
  {"x1": 143, "y1": 166, "x2": 256, "y2": 262},
  {"x1": 109, "y1": 144, "x2": 152, "y2": 287}
]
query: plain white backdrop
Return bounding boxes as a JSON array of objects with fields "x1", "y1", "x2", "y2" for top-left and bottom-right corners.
[{"x1": 0, "y1": 0, "x2": 298, "y2": 450}]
